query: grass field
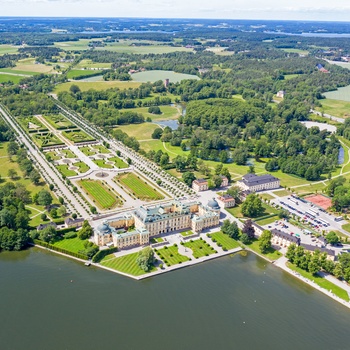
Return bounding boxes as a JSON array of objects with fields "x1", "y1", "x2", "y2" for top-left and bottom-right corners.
[
  {"x1": 183, "y1": 239, "x2": 216, "y2": 258},
  {"x1": 156, "y1": 245, "x2": 190, "y2": 266},
  {"x1": 342, "y1": 223, "x2": 350, "y2": 233},
  {"x1": 45, "y1": 150, "x2": 60, "y2": 161},
  {"x1": 116, "y1": 172, "x2": 164, "y2": 201},
  {"x1": 93, "y1": 145, "x2": 110, "y2": 154},
  {"x1": 287, "y1": 262, "x2": 349, "y2": 302},
  {"x1": 281, "y1": 48, "x2": 309, "y2": 55},
  {"x1": 260, "y1": 193, "x2": 274, "y2": 200},
  {"x1": 284, "y1": 74, "x2": 302, "y2": 80},
  {"x1": 75, "y1": 59, "x2": 112, "y2": 69},
  {"x1": 0, "y1": 74, "x2": 24, "y2": 84},
  {"x1": 54, "y1": 39, "x2": 91, "y2": 51},
  {"x1": 0, "y1": 68, "x2": 39, "y2": 76},
  {"x1": 108, "y1": 156, "x2": 128, "y2": 169},
  {"x1": 180, "y1": 231, "x2": 194, "y2": 237},
  {"x1": 116, "y1": 123, "x2": 158, "y2": 141},
  {"x1": 0, "y1": 44, "x2": 19, "y2": 55},
  {"x1": 255, "y1": 215, "x2": 279, "y2": 226},
  {"x1": 79, "y1": 146, "x2": 97, "y2": 156},
  {"x1": 323, "y1": 85, "x2": 350, "y2": 102},
  {"x1": 54, "y1": 80, "x2": 142, "y2": 92},
  {"x1": 316, "y1": 98, "x2": 350, "y2": 118},
  {"x1": 61, "y1": 149, "x2": 76, "y2": 158},
  {"x1": 208, "y1": 231, "x2": 241, "y2": 250},
  {"x1": 73, "y1": 161, "x2": 90, "y2": 173},
  {"x1": 119, "y1": 105, "x2": 180, "y2": 121},
  {"x1": 79, "y1": 179, "x2": 120, "y2": 209},
  {"x1": 273, "y1": 189, "x2": 291, "y2": 197},
  {"x1": 246, "y1": 238, "x2": 282, "y2": 261},
  {"x1": 52, "y1": 236, "x2": 86, "y2": 254},
  {"x1": 100, "y1": 252, "x2": 156, "y2": 276},
  {"x1": 56, "y1": 165, "x2": 77, "y2": 177},
  {"x1": 93, "y1": 159, "x2": 114, "y2": 169}
]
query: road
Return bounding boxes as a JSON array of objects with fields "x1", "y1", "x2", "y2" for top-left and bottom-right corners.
[
  {"x1": 0, "y1": 104, "x2": 90, "y2": 218},
  {"x1": 310, "y1": 109, "x2": 345, "y2": 124}
]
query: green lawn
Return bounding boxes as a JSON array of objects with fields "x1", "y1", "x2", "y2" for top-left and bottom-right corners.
[
  {"x1": 183, "y1": 239, "x2": 216, "y2": 258},
  {"x1": 62, "y1": 130, "x2": 95, "y2": 144},
  {"x1": 342, "y1": 223, "x2": 350, "y2": 233},
  {"x1": 208, "y1": 231, "x2": 241, "y2": 250},
  {"x1": 150, "y1": 237, "x2": 164, "y2": 243},
  {"x1": 156, "y1": 245, "x2": 190, "y2": 266},
  {"x1": 93, "y1": 145, "x2": 110, "y2": 154},
  {"x1": 273, "y1": 189, "x2": 291, "y2": 197},
  {"x1": 56, "y1": 164, "x2": 77, "y2": 177},
  {"x1": 100, "y1": 252, "x2": 156, "y2": 276},
  {"x1": 79, "y1": 146, "x2": 97, "y2": 156},
  {"x1": 54, "y1": 81, "x2": 142, "y2": 93},
  {"x1": 117, "y1": 123, "x2": 159, "y2": 141},
  {"x1": 52, "y1": 236, "x2": 86, "y2": 254},
  {"x1": 79, "y1": 179, "x2": 120, "y2": 209},
  {"x1": 287, "y1": 262, "x2": 349, "y2": 302},
  {"x1": 226, "y1": 202, "x2": 279, "y2": 219},
  {"x1": 246, "y1": 238, "x2": 282, "y2": 261},
  {"x1": 93, "y1": 159, "x2": 114, "y2": 168},
  {"x1": 67, "y1": 69, "x2": 100, "y2": 80},
  {"x1": 260, "y1": 193, "x2": 274, "y2": 200},
  {"x1": 0, "y1": 74, "x2": 24, "y2": 84},
  {"x1": 116, "y1": 172, "x2": 164, "y2": 201},
  {"x1": 180, "y1": 231, "x2": 194, "y2": 237},
  {"x1": 316, "y1": 99, "x2": 350, "y2": 119},
  {"x1": 45, "y1": 151, "x2": 60, "y2": 161},
  {"x1": 73, "y1": 161, "x2": 90, "y2": 173},
  {"x1": 255, "y1": 215, "x2": 279, "y2": 226},
  {"x1": 43, "y1": 114, "x2": 76, "y2": 130},
  {"x1": 108, "y1": 156, "x2": 128, "y2": 169},
  {"x1": 61, "y1": 149, "x2": 76, "y2": 159}
]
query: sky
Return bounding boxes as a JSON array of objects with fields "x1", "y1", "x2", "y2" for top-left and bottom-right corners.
[{"x1": 1, "y1": 0, "x2": 350, "y2": 22}]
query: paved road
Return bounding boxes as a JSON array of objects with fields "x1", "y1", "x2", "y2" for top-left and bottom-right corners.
[
  {"x1": 0, "y1": 104, "x2": 90, "y2": 218},
  {"x1": 310, "y1": 109, "x2": 345, "y2": 124}
]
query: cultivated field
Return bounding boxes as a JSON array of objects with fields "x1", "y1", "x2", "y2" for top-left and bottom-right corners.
[
  {"x1": 75, "y1": 59, "x2": 112, "y2": 69},
  {"x1": 316, "y1": 98, "x2": 350, "y2": 118},
  {"x1": 116, "y1": 172, "x2": 164, "y2": 201},
  {"x1": 67, "y1": 69, "x2": 102, "y2": 80},
  {"x1": 0, "y1": 74, "x2": 24, "y2": 84},
  {"x1": 323, "y1": 85, "x2": 350, "y2": 102},
  {"x1": 54, "y1": 81, "x2": 142, "y2": 93},
  {"x1": 79, "y1": 179, "x2": 121, "y2": 209},
  {"x1": 0, "y1": 44, "x2": 19, "y2": 55}
]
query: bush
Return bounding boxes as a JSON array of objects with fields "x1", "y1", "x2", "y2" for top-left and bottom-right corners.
[
  {"x1": 92, "y1": 247, "x2": 118, "y2": 263},
  {"x1": 64, "y1": 231, "x2": 77, "y2": 239}
]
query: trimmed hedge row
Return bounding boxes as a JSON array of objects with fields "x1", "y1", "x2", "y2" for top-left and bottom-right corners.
[
  {"x1": 92, "y1": 247, "x2": 118, "y2": 263},
  {"x1": 33, "y1": 239, "x2": 88, "y2": 260},
  {"x1": 255, "y1": 213, "x2": 278, "y2": 222}
]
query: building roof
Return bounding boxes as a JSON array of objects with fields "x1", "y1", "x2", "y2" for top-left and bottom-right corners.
[
  {"x1": 65, "y1": 217, "x2": 84, "y2": 225},
  {"x1": 218, "y1": 194, "x2": 234, "y2": 202},
  {"x1": 207, "y1": 198, "x2": 220, "y2": 210},
  {"x1": 97, "y1": 223, "x2": 111, "y2": 234},
  {"x1": 37, "y1": 222, "x2": 57, "y2": 231},
  {"x1": 301, "y1": 243, "x2": 335, "y2": 257},
  {"x1": 271, "y1": 229, "x2": 300, "y2": 244},
  {"x1": 193, "y1": 178, "x2": 208, "y2": 184},
  {"x1": 241, "y1": 173, "x2": 279, "y2": 187}
]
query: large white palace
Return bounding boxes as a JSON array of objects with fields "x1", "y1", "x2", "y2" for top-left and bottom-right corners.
[
  {"x1": 94, "y1": 199, "x2": 221, "y2": 249},
  {"x1": 237, "y1": 173, "x2": 280, "y2": 192}
]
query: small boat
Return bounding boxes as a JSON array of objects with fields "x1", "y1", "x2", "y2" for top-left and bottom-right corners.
[{"x1": 85, "y1": 262, "x2": 91, "y2": 266}]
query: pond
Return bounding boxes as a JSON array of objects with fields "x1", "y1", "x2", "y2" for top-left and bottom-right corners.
[
  {"x1": 154, "y1": 119, "x2": 179, "y2": 130},
  {"x1": 131, "y1": 70, "x2": 200, "y2": 83}
]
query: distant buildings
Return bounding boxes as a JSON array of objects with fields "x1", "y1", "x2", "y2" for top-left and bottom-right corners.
[
  {"x1": 316, "y1": 64, "x2": 329, "y2": 73},
  {"x1": 237, "y1": 173, "x2": 280, "y2": 192},
  {"x1": 192, "y1": 178, "x2": 209, "y2": 192},
  {"x1": 94, "y1": 199, "x2": 220, "y2": 249},
  {"x1": 276, "y1": 90, "x2": 285, "y2": 98},
  {"x1": 217, "y1": 194, "x2": 235, "y2": 208},
  {"x1": 65, "y1": 217, "x2": 84, "y2": 229}
]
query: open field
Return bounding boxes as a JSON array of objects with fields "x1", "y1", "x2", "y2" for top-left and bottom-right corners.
[
  {"x1": 75, "y1": 59, "x2": 112, "y2": 69},
  {"x1": 260, "y1": 193, "x2": 274, "y2": 200},
  {"x1": 14, "y1": 58, "x2": 56, "y2": 74},
  {"x1": 54, "y1": 80, "x2": 142, "y2": 93},
  {"x1": 208, "y1": 231, "x2": 241, "y2": 250},
  {"x1": 284, "y1": 74, "x2": 303, "y2": 80},
  {"x1": 116, "y1": 123, "x2": 158, "y2": 140},
  {"x1": 43, "y1": 114, "x2": 76, "y2": 130},
  {"x1": 287, "y1": 262, "x2": 349, "y2": 302},
  {"x1": 0, "y1": 44, "x2": 19, "y2": 55},
  {"x1": 0, "y1": 74, "x2": 24, "y2": 84},
  {"x1": 183, "y1": 239, "x2": 216, "y2": 258},
  {"x1": 52, "y1": 236, "x2": 86, "y2": 254},
  {"x1": 62, "y1": 129, "x2": 95, "y2": 144},
  {"x1": 0, "y1": 68, "x2": 39, "y2": 76},
  {"x1": 323, "y1": 85, "x2": 350, "y2": 102},
  {"x1": 226, "y1": 201, "x2": 280, "y2": 219},
  {"x1": 316, "y1": 98, "x2": 350, "y2": 118},
  {"x1": 79, "y1": 179, "x2": 121, "y2": 209},
  {"x1": 119, "y1": 105, "x2": 180, "y2": 121},
  {"x1": 246, "y1": 238, "x2": 282, "y2": 261},
  {"x1": 156, "y1": 245, "x2": 190, "y2": 266},
  {"x1": 132, "y1": 70, "x2": 200, "y2": 83},
  {"x1": 116, "y1": 172, "x2": 164, "y2": 201},
  {"x1": 54, "y1": 39, "x2": 91, "y2": 51},
  {"x1": 100, "y1": 252, "x2": 156, "y2": 276},
  {"x1": 281, "y1": 48, "x2": 309, "y2": 55}
]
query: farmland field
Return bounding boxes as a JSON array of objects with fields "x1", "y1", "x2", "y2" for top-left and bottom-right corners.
[
  {"x1": 54, "y1": 39, "x2": 91, "y2": 51},
  {"x1": 100, "y1": 252, "x2": 156, "y2": 276},
  {"x1": 116, "y1": 172, "x2": 164, "y2": 201},
  {"x1": 75, "y1": 59, "x2": 112, "y2": 69},
  {"x1": 323, "y1": 85, "x2": 350, "y2": 102},
  {"x1": 281, "y1": 48, "x2": 309, "y2": 55},
  {"x1": 67, "y1": 69, "x2": 101, "y2": 80},
  {"x1": 79, "y1": 179, "x2": 121, "y2": 209},
  {"x1": 316, "y1": 98, "x2": 350, "y2": 118},
  {"x1": 0, "y1": 44, "x2": 19, "y2": 55},
  {"x1": 0, "y1": 74, "x2": 24, "y2": 84},
  {"x1": 131, "y1": 70, "x2": 200, "y2": 83}
]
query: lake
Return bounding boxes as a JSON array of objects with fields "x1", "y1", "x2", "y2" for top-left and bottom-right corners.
[
  {"x1": 1, "y1": 248, "x2": 350, "y2": 350},
  {"x1": 131, "y1": 70, "x2": 200, "y2": 83}
]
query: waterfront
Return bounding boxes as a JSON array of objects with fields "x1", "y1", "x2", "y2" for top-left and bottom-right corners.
[{"x1": 1, "y1": 249, "x2": 350, "y2": 350}]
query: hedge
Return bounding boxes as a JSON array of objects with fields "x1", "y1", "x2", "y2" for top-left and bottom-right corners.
[
  {"x1": 92, "y1": 247, "x2": 118, "y2": 263},
  {"x1": 58, "y1": 227, "x2": 77, "y2": 235},
  {"x1": 33, "y1": 239, "x2": 88, "y2": 260}
]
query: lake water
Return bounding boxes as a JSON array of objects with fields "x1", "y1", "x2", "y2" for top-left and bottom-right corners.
[
  {"x1": 1, "y1": 248, "x2": 350, "y2": 350},
  {"x1": 154, "y1": 119, "x2": 179, "y2": 130},
  {"x1": 131, "y1": 70, "x2": 200, "y2": 83}
]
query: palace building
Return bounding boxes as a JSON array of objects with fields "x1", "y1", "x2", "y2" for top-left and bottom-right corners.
[
  {"x1": 94, "y1": 199, "x2": 221, "y2": 249},
  {"x1": 237, "y1": 173, "x2": 280, "y2": 192}
]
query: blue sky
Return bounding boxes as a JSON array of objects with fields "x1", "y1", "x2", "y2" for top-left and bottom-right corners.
[{"x1": 1, "y1": 0, "x2": 350, "y2": 21}]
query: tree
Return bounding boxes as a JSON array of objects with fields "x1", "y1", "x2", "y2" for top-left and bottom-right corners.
[
  {"x1": 152, "y1": 127, "x2": 163, "y2": 139},
  {"x1": 69, "y1": 84, "x2": 81, "y2": 94},
  {"x1": 72, "y1": 213, "x2": 77, "y2": 219},
  {"x1": 15, "y1": 211, "x2": 29, "y2": 230},
  {"x1": 39, "y1": 225, "x2": 58, "y2": 243},
  {"x1": 259, "y1": 230, "x2": 272, "y2": 253},
  {"x1": 286, "y1": 243, "x2": 297, "y2": 262},
  {"x1": 57, "y1": 205, "x2": 67, "y2": 217},
  {"x1": 148, "y1": 106, "x2": 161, "y2": 115},
  {"x1": 215, "y1": 163, "x2": 223, "y2": 175},
  {"x1": 182, "y1": 172, "x2": 196, "y2": 187},
  {"x1": 226, "y1": 222, "x2": 240, "y2": 240},
  {"x1": 29, "y1": 169, "x2": 41, "y2": 185},
  {"x1": 136, "y1": 247, "x2": 155, "y2": 272},
  {"x1": 241, "y1": 194, "x2": 264, "y2": 218},
  {"x1": 240, "y1": 233, "x2": 250, "y2": 244},
  {"x1": 326, "y1": 231, "x2": 339, "y2": 245},
  {"x1": 212, "y1": 175, "x2": 223, "y2": 189},
  {"x1": 8, "y1": 169, "x2": 18, "y2": 180},
  {"x1": 242, "y1": 219, "x2": 255, "y2": 240},
  {"x1": 308, "y1": 251, "x2": 321, "y2": 275},
  {"x1": 41, "y1": 213, "x2": 47, "y2": 221},
  {"x1": 50, "y1": 208, "x2": 58, "y2": 218},
  {"x1": 78, "y1": 220, "x2": 93, "y2": 240},
  {"x1": 37, "y1": 190, "x2": 53, "y2": 209},
  {"x1": 7, "y1": 141, "x2": 18, "y2": 159},
  {"x1": 221, "y1": 219, "x2": 231, "y2": 234}
]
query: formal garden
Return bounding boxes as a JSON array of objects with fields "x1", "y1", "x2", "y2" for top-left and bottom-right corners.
[
  {"x1": 182, "y1": 238, "x2": 217, "y2": 258},
  {"x1": 62, "y1": 129, "x2": 95, "y2": 144},
  {"x1": 155, "y1": 245, "x2": 190, "y2": 266}
]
